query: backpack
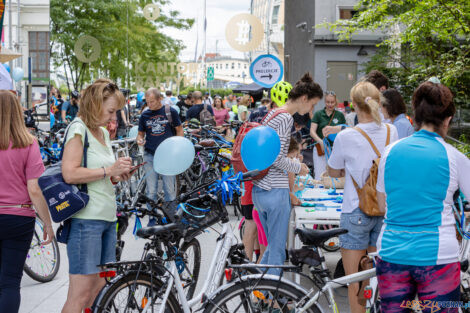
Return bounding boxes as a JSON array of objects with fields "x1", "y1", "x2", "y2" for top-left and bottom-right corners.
[
  {"x1": 350, "y1": 124, "x2": 390, "y2": 216},
  {"x1": 199, "y1": 103, "x2": 216, "y2": 126},
  {"x1": 38, "y1": 121, "x2": 90, "y2": 224},
  {"x1": 231, "y1": 109, "x2": 287, "y2": 180},
  {"x1": 164, "y1": 101, "x2": 176, "y2": 135}
]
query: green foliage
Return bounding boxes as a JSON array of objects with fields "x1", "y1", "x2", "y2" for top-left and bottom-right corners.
[
  {"x1": 51, "y1": 0, "x2": 193, "y2": 91},
  {"x1": 449, "y1": 135, "x2": 470, "y2": 155},
  {"x1": 321, "y1": 0, "x2": 470, "y2": 113}
]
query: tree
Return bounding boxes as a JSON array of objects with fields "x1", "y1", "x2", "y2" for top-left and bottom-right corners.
[
  {"x1": 321, "y1": 0, "x2": 469, "y2": 114},
  {"x1": 50, "y1": 0, "x2": 193, "y2": 92}
]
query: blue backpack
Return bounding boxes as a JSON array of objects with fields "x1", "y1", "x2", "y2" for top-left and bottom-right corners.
[{"x1": 38, "y1": 121, "x2": 90, "y2": 224}]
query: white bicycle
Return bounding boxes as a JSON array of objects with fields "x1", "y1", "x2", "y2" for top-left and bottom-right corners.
[{"x1": 92, "y1": 171, "x2": 261, "y2": 313}]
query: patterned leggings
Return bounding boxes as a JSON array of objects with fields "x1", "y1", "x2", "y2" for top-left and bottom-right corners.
[{"x1": 376, "y1": 258, "x2": 460, "y2": 313}]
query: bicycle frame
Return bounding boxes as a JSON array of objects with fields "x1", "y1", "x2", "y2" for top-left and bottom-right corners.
[
  {"x1": 298, "y1": 267, "x2": 376, "y2": 313},
  {"x1": 144, "y1": 222, "x2": 237, "y2": 313}
]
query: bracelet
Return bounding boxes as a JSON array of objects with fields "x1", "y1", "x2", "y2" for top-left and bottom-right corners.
[{"x1": 102, "y1": 167, "x2": 106, "y2": 179}]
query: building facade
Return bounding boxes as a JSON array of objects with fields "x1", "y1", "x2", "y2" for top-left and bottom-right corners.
[
  {"x1": 3, "y1": 0, "x2": 50, "y2": 106},
  {"x1": 250, "y1": 0, "x2": 285, "y2": 62},
  {"x1": 313, "y1": 0, "x2": 381, "y2": 108},
  {"x1": 182, "y1": 54, "x2": 253, "y2": 89},
  {"x1": 251, "y1": 0, "x2": 383, "y2": 109}
]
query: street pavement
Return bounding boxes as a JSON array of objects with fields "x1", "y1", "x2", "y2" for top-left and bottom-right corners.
[{"x1": 20, "y1": 209, "x2": 350, "y2": 313}]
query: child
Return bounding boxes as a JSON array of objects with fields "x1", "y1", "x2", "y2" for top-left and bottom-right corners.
[{"x1": 288, "y1": 137, "x2": 305, "y2": 206}]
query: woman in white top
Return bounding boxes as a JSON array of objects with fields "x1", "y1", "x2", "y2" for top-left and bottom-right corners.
[{"x1": 327, "y1": 81, "x2": 398, "y2": 313}]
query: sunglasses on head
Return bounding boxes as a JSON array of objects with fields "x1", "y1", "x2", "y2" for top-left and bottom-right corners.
[
  {"x1": 325, "y1": 91, "x2": 336, "y2": 96},
  {"x1": 105, "y1": 82, "x2": 119, "y2": 91}
]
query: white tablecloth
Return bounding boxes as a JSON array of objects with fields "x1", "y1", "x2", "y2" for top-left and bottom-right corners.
[{"x1": 288, "y1": 186, "x2": 343, "y2": 250}]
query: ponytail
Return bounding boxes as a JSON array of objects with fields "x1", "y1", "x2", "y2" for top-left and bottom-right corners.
[
  {"x1": 350, "y1": 82, "x2": 382, "y2": 125},
  {"x1": 289, "y1": 73, "x2": 323, "y2": 101},
  {"x1": 365, "y1": 96, "x2": 382, "y2": 125}
]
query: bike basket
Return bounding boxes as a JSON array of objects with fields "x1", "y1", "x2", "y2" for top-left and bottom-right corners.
[{"x1": 180, "y1": 199, "x2": 223, "y2": 231}]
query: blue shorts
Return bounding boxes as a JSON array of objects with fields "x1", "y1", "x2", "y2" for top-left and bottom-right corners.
[
  {"x1": 339, "y1": 207, "x2": 383, "y2": 250},
  {"x1": 67, "y1": 218, "x2": 117, "y2": 275}
]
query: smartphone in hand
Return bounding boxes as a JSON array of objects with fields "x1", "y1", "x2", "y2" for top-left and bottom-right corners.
[{"x1": 130, "y1": 162, "x2": 147, "y2": 174}]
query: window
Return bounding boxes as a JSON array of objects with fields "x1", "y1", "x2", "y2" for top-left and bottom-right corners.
[
  {"x1": 244, "y1": 64, "x2": 247, "y2": 69},
  {"x1": 231, "y1": 63, "x2": 234, "y2": 69},
  {"x1": 226, "y1": 63, "x2": 228, "y2": 69},
  {"x1": 238, "y1": 63, "x2": 241, "y2": 69},
  {"x1": 339, "y1": 8, "x2": 358, "y2": 20},
  {"x1": 272, "y1": 5, "x2": 280, "y2": 25},
  {"x1": 216, "y1": 64, "x2": 218, "y2": 69},
  {"x1": 29, "y1": 31, "x2": 50, "y2": 79}
]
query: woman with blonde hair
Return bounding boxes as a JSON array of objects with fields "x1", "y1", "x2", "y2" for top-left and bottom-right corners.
[
  {"x1": 61, "y1": 79, "x2": 133, "y2": 313},
  {"x1": 0, "y1": 90, "x2": 54, "y2": 312},
  {"x1": 327, "y1": 81, "x2": 398, "y2": 313},
  {"x1": 237, "y1": 95, "x2": 251, "y2": 122}
]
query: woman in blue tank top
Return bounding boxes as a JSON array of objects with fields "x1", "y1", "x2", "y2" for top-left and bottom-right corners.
[{"x1": 376, "y1": 81, "x2": 470, "y2": 312}]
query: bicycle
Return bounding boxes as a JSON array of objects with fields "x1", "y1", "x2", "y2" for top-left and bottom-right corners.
[
  {"x1": 23, "y1": 217, "x2": 61, "y2": 283},
  {"x1": 205, "y1": 190, "x2": 470, "y2": 313},
  {"x1": 91, "y1": 171, "x2": 261, "y2": 313},
  {"x1": 202, "y1": 227, "x2": 379, "y2": 313}
]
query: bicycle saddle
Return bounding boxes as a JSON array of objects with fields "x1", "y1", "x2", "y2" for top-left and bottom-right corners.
[
  {"x1": 295, "y1": 228, "x2": 348, "y2": 247},
  {"x1": 136, "y1": 223, "x2": 180, "y2": 239},
  {"x1": 199, "y1": 139, "x2": 216, "y2": 147}
]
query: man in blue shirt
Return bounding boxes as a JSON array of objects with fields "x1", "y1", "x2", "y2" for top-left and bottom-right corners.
[
  {"x1": 61, "y1": 90, "x2": 80, "y2": 123},
  {"x1": 186, "y1": 91, "x2": 214, "y2": 121},
  {"x1": 137, "y1": 88, "x2": 183, "y2": 225}
]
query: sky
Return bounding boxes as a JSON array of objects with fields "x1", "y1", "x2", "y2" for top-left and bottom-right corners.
[{"x1": 161, "y1": 0, "x2": 252, "y2": 61}]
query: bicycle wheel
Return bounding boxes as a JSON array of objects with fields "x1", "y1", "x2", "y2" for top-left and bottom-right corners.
[
  {"x1": 93, "y1": 272, "x2": 182, "y2": 313},
  {"x1": 204, "y1": 276, "x2": 321, "y2": 313},
  {"x1": 23, "y1": 219, "x2": 60, "y2": 283},
  {"x1": 180, "y1": 238, "x2": 201, "y2": 300},
  {"x1": 239, "y1": 219, "x2": 245, "y2": 241},
  {"x1": 320, "y1": 225, "x2": 340, "y2": 252}
]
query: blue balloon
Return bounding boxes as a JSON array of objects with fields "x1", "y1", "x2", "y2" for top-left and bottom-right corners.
[
  {"x1": 128, "y1": 125, "x2": 139, "y2": 139},
  {"x1": 3, "y1": 63, "x2": 10, "y2": 73},
  {"x1": 12, "y1": 67, "x2": 24, "y2": 82},
  {"x1": 153, "y1": 137, "x2": 195, "y2": 175},
  {"x1": 137, "y1": 91, "x2": 145, "y2": 102},
  {"x1": 241, "y1": 126, "x2": 281, "y2": 171}
]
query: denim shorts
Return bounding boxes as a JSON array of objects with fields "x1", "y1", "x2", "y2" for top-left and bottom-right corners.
[
  {"x1": 67, "y1": 218, "x2": 117, "y2": 275},
  {"x1": 339, "y1": 207, "x2": 384, "y2": 250}
]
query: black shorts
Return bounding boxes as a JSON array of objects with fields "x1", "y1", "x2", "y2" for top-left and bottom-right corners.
[{"x1": 241, "y1": 204, "x2": 254, "y2": 220}]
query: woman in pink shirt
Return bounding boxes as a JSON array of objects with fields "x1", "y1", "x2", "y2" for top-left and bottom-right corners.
[
  {"x1": 213, "y1": 97, "x2": 231, "y2": 137},
  {"x1": 213, "y1": 97, "x2": 230, "y2": 126},
  {"x1": 0, "y1": 90, "x2": 54, "y2": 313}
]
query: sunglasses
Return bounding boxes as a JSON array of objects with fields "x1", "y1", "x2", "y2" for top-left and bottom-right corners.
[
  {"x1": 325, "y1": 91, "x2": 336, "y2": 96},
  {"x1": 105, "y1": 82, "x2": 119, "y2": 91}
]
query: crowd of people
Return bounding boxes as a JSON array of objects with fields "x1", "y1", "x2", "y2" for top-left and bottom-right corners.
[{"x1": 0, "y1": 68, "x2": 469, "y2": 313}]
